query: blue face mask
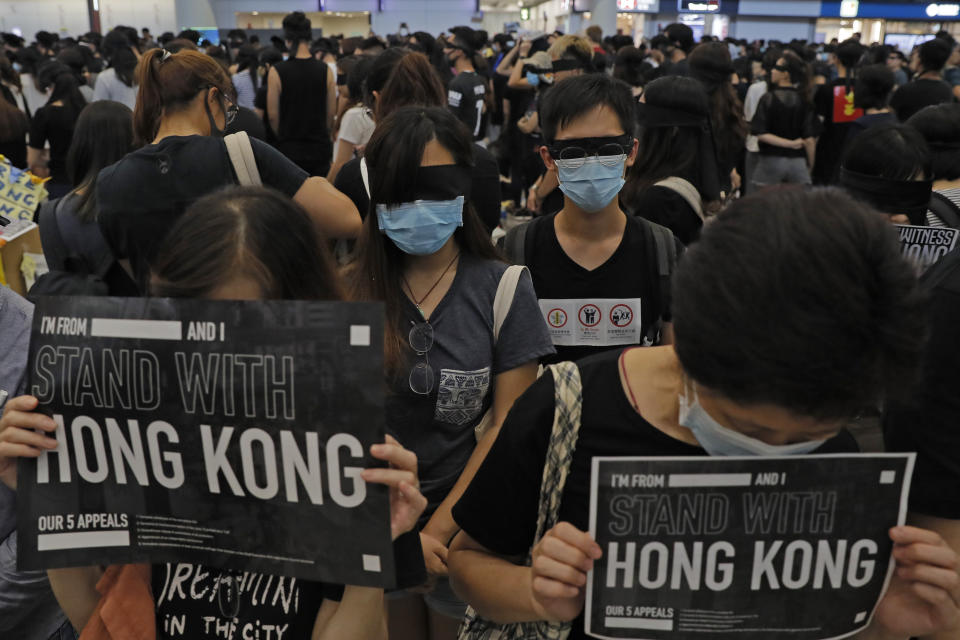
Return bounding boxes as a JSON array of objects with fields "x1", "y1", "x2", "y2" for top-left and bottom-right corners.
[
  {"x1": 678, "y1": 382, "x2": 826, "y2": 457},
  {"x1": 376, "y1": 196, "x2": 464, "y2": 255},
  {"x1": 555, "y1": 155, "x2": 626, "y2": 213},
  {"x1": 526, "y1": 71, "x2": 541, "y2": 86}
]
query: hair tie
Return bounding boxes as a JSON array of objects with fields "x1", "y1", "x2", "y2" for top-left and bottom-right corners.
[{"x1": 160, "y1": 49, "x2": 172, "y2": 63}]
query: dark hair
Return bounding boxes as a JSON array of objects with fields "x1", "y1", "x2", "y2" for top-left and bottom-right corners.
[
  {"x1": 364, "y1": 47, "x2": 408, "y2": 109},
  {"x1": 361, "y1": 36, "x2": 385, "y2": 52},
  {"x1": 0, "y1": 55, "x2": 21, "y2": 91},
  {"x1": 538, "y1": 73, "x2": 635, "y2": 144},
  {"x1": 16, "y1": 47, "x2": 44, "y2": 90},
  {"x1": 854, "y1": 64, "x2": 895, "y2": 110},
  {"x1": 66, "y1": 101, "x2": 134, "y2": 223},
  {"x1": 586, "y1": 25, "x2": 603, "y2": 44},
  {"x1": 689, "y1": 42, "x2": 747, "y2": 168},
  {"x1": 133, "y1": 48, "x2": 234, "y2": 146},
  {"x1": 176, "y1": 30, "x2": 201, "y2": 45},
  {"x1": 623, "y1": 75, "x2": 711, "y2": 202},
  {"x1": 376, "y1": 51, "x2": 446, "y2": 121},
  {"x1": 164, "y1": 39, "x2": 198, "y2": 54},
  {"x1": 409, "y1": 31, "x2": 436, "y2": 57},
  {"x1": 907, "y1": 104, "x2": 960, "y2": 181},
  {"x1": 151, "y1": 186, "x2": 344, "y2": 300},
  {"x1": 843, "y1": 123, "x2": 931, "y2": 181},
  {"x1": 0, "y1": 63, "x2": 27, "y2": 144},
  {"x1": 258, "y1": 46, "x2": 283, "y2": 68},
  {"x1": 102, "y1": 29, "x2": 139, "y2": 87},
  {"x1": 835, "y1": 38, "x2": 864, "y2": 69},
  {"x1": 664, "y1": 23, "x2": 694, "y2": 53},
  {"x1": 348, "y1": 106, "x2": 501, "y2": 373},
  {"x1": 235, "y1": 44, "x2": 260, "y2": 90},
  {"x1": 613, "y1": 45, "x2": 647, "y2": 87},
  {"x1": 35, "y1": 31, "x2": 57, "y2": 50},
  {"x1": 779, "y1": 49, "x2": 813, "y2": 104},
  {"x1": 37, "y1": 61, "x2": 87, "y2": 115},
  {"x1": 673, "y1": 187, "x2": 926, "y2": 420},
  {"x1": 918, "y1": 38, "x2": 952, "y2": 73},
  {"x1": 283, "y1": 12, "x2": 312, "y2": 46}
]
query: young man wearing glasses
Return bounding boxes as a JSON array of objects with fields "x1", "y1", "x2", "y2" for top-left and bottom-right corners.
[{"x1": 501, "y1": 73, "x2": 681, "y2": 364}]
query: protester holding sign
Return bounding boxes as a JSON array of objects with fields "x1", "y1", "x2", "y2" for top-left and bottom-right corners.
[
  {"x1": 96, "y1": 48, "x2": 361, "y2": 291},
  {"x1": 349, "y1": 105, "x2": 554, "y2": 639},
  {"x1": 449, "y1": 188, "x2": 960, "y2": 640},
  {"x1": 0, "y1": 187, "x2": 429, "y2": 639}
]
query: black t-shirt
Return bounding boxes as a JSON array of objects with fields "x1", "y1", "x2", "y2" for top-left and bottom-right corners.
[
  {"x1": 522, "y1": 214, "x2": 677, "y2": 365},
  {"x1": 844, "y1": 111, "x2": 898, "y2": 151},
  {"x1": 890, "y1": 78, "x2": 955, "y2": 122},
  {"x1": 225, "y1": 106, "x2": 267, "y2": 141},
  {"x1": 751, "y1": 87, "x2": 821, "y2": 157},
  {"x1": 884, "y1": 248, "x2": 960, "y2": 518},
  {"x1": 28, "y1": 104, "x2": 77, "y2": 185},
  {"x1": 627, "y1": 185, "x2": 701, "y2": 246},
  {"x1": 334, "y1": 144, "x2": 502, "y2": 231},
  {"x1": 152, "y1": 563, "x2": 342, "y2": 640},
  {"x1": 97, "y1": 135, "x2": 308, "y2": 287},
  {"x1": 453, "y1": 350, "x2": 860, "y2": 640},
  {"x1": 447, "y1": 71, "x2": 487, "y2": 140}
]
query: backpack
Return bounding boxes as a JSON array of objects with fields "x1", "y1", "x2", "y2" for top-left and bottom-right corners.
[
  {"x1": 28, "y1": 197, "x2": 123, "y2": 298},
  {"x1": 929, "y1": 192, "x2": 960, "y2": 230},
  {"x1": 500, "y1": 214, "x2": 679, "y2": 344}
]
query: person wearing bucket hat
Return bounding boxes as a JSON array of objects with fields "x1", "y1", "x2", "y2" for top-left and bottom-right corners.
[{"x1": 444, "y1": 27, "x2": 488, "y2": 140}]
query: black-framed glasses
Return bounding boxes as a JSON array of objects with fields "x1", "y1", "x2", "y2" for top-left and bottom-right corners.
[
  {"x1": 408, "y1": 321, "x2": 435, "y2": 395},
  {"x1": 548, "y1": 134, "x2": 633, "y2": 169}
]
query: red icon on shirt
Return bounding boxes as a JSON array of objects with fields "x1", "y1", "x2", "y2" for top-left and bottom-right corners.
[
  {"x1": 547, "y1": 308, "x2": 568, "y2": 328},
  {"x1": 610, "y1": 304, "x2": 634, "y2": 327}
]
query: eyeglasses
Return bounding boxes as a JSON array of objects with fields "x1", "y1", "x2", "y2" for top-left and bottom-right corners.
[
  {"x1": 548, "y1": 135, "x2": 633, "y2": 169},
  {"x1": 408, "y1": 321, "x2": 435, "y2": 395},
  {"x1": 209, "y1": 85, "x2": 239, "y2": 125}
]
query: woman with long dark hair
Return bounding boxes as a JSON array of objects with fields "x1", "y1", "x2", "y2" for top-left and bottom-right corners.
[
  {"x1": 27, "y1": 61, "x2": 87, "y2": 198},
  {"x1": 348, "y1": 106, "x2": 553, "y2": 640},
  {"x1": 749, "y1": 50, "x2": 820, "y2": 192},
  {"x1": 36, "y1": 100, "x2": 138, "y2": 294},
  {"x1": 92, "y1": 29, "x2": 139, "y2": 110},
  {"x1": 231, "y1": 44, "x2": 259, "y2": 110},
  {"x1": 689, "y1": 41, "x2": 747, "y2": 194},
  {"x1": 0, "y1": 57, "x2": 28, "y2": 167},
  {"x1": 621, "y1": 76, "x2": 720, "y2": 245}
]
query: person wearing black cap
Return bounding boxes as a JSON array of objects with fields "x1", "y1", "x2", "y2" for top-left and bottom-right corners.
[
  {"x1": 661, "y1": 23, "x2": 694, "y2": 77},
  {"x1": 891, "y1": 38, "x2": 955, "y2": 122},
  {"x1": 443, "y1": 28, "x2": 487, "y2": 141}
]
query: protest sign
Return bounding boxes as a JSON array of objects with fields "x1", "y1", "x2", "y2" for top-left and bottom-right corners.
[
  {"x1": 586, "y1": 454, "x2": 914, "y2": 640},
  {"x1": 895, "y1": 224, "x2": 959, "y2": 274},
  {"x1": 18, "y1": 297, "x2": 395, "y2": 588},
  {"x1": 0, "y1": 157, "x2": 47, "y2": 222}
]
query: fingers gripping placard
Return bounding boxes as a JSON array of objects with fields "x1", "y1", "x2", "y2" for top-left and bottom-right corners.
[
  {"x1": 18, "y1": 297, "x2": 395, "y2": 587},
  {"x1": 586, "y1": 455, "x2": 913, "y2": 640}
]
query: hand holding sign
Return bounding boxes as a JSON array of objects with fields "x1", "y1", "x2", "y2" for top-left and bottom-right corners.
[
  {"x1": 871, "y1": 526, "x2": 960, "y2": 638},
  {"x1": 362, "y1": 435, "x2": 428, "y2": 541},
  {"x1": 530, "y1": 521, "x2": 602, "y2": 623},
  {"x1": 0, "y1": 395, "x2": 58, "y2": 490}
]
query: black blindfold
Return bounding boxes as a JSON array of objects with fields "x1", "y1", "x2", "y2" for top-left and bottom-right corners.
[{"x1": 840, "y1": 168, "x2": 933, "y2": 225}]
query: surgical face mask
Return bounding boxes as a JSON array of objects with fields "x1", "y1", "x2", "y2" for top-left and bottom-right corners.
[
  {"x1": 678, "y1": 383, "x2": 826, "y2": 457},
  {"x1": 376, "y1": 196, "x2": 464, "y2": 255},
  {"x1": 526, "y1": 71, "x2": 541, "y2": 86},
  {"x1": 555, "y1": 155, "x2": 627, "y2": 213},
  {"x1": 12, "y1": 62, "x2": 21, "y2": 73}
]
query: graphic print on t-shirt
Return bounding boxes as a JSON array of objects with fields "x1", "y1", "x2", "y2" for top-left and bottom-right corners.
[
  {"x1": 539, "y1": 298, "x2": 642, "y2": 347},
  {"x1": 435, "y1": 367, "x2": 491, "y2": 425},
  {"x1": 154, "y1": 563, "x2": 320, "y2": 640}
]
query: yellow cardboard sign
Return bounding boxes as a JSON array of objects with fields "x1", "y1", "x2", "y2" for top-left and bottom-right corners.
[{"x1": 0, "y1": 156, "x2": 48, "y2": 222}]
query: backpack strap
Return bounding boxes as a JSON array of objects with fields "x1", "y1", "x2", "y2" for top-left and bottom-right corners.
[
  {"x1": 224, "y1": 132, "x2": 262, "y2": 187},
  {"x1": 929, "y1": 192, "x2": 960, "y2": 230},
  {"x1": 654, "y1": 176, "x2": 704, "y2": 221},
  {"x1": 360, "y1": 157, "x2": 371, "y2": 199},
  {"x1": 492, "y1": 265, "x2": 526, "y2": 342},
  {"x1": 637, "y1": 217, "x2": 678, "y2": 344}
]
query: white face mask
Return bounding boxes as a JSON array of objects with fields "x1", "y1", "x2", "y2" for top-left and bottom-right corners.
[{"x1": 678, "y1": 382, "x2": 826, "y2": 457}]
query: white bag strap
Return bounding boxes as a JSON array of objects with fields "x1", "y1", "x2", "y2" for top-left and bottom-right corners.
[
  {"x1": 655, "y1": 176, "x2": 704, "y2": 221},
  {"x1": 360, "y1": 157, "x2": 371, "y2": 198},
  {"x1": 493, "y1": 265, "x2": 526, "y2": 342},
  {"x1": 224, "y1": 132, "x2": 262, "y2": 187}
]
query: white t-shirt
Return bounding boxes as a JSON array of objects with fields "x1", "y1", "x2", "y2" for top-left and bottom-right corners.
[
  {"x1": 333, "y1": 105, "x2": 375, "y2": 159},
  {"x1": 92, "y1": 68, "x2": 138, "y2": 111},
  {"x1": 743, "y1": 80, "x2": 768, "y2": 153}
]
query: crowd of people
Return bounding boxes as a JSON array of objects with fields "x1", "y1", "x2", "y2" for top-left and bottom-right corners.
[{"x1": 0, "y1": 11, "x2": 959, "y2": 640}]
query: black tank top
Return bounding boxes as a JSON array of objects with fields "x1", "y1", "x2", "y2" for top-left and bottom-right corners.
[{"x1": 274, "y1": 57, "x2": 332, "y2": 174}]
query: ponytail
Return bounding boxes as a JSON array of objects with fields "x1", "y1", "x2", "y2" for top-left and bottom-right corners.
[{"x1": 133, "y1": 48, "x2": 234, "y2": 146}]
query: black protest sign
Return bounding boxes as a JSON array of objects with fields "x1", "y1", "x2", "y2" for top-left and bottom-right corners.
[
  {"x1": 895, "y1": 224, "x2": 959, "y2": 274},
  {"x1": 18, "y1": 297, "x2": 395, "y2": 588},
  {"x1": 586, "y1": 454, "x2": 913, "y2": 640}
]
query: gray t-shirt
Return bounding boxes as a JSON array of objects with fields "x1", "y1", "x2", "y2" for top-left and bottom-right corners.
[
  {"x1": 0, "y1": 288, "x2": 69, "y2": 640},
  {"x1": 92, "y1": 67, "x2": 138, "y2": 111},
  {"x1": 386, "y1": 255, "x2": 555, "y2": 517}
]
